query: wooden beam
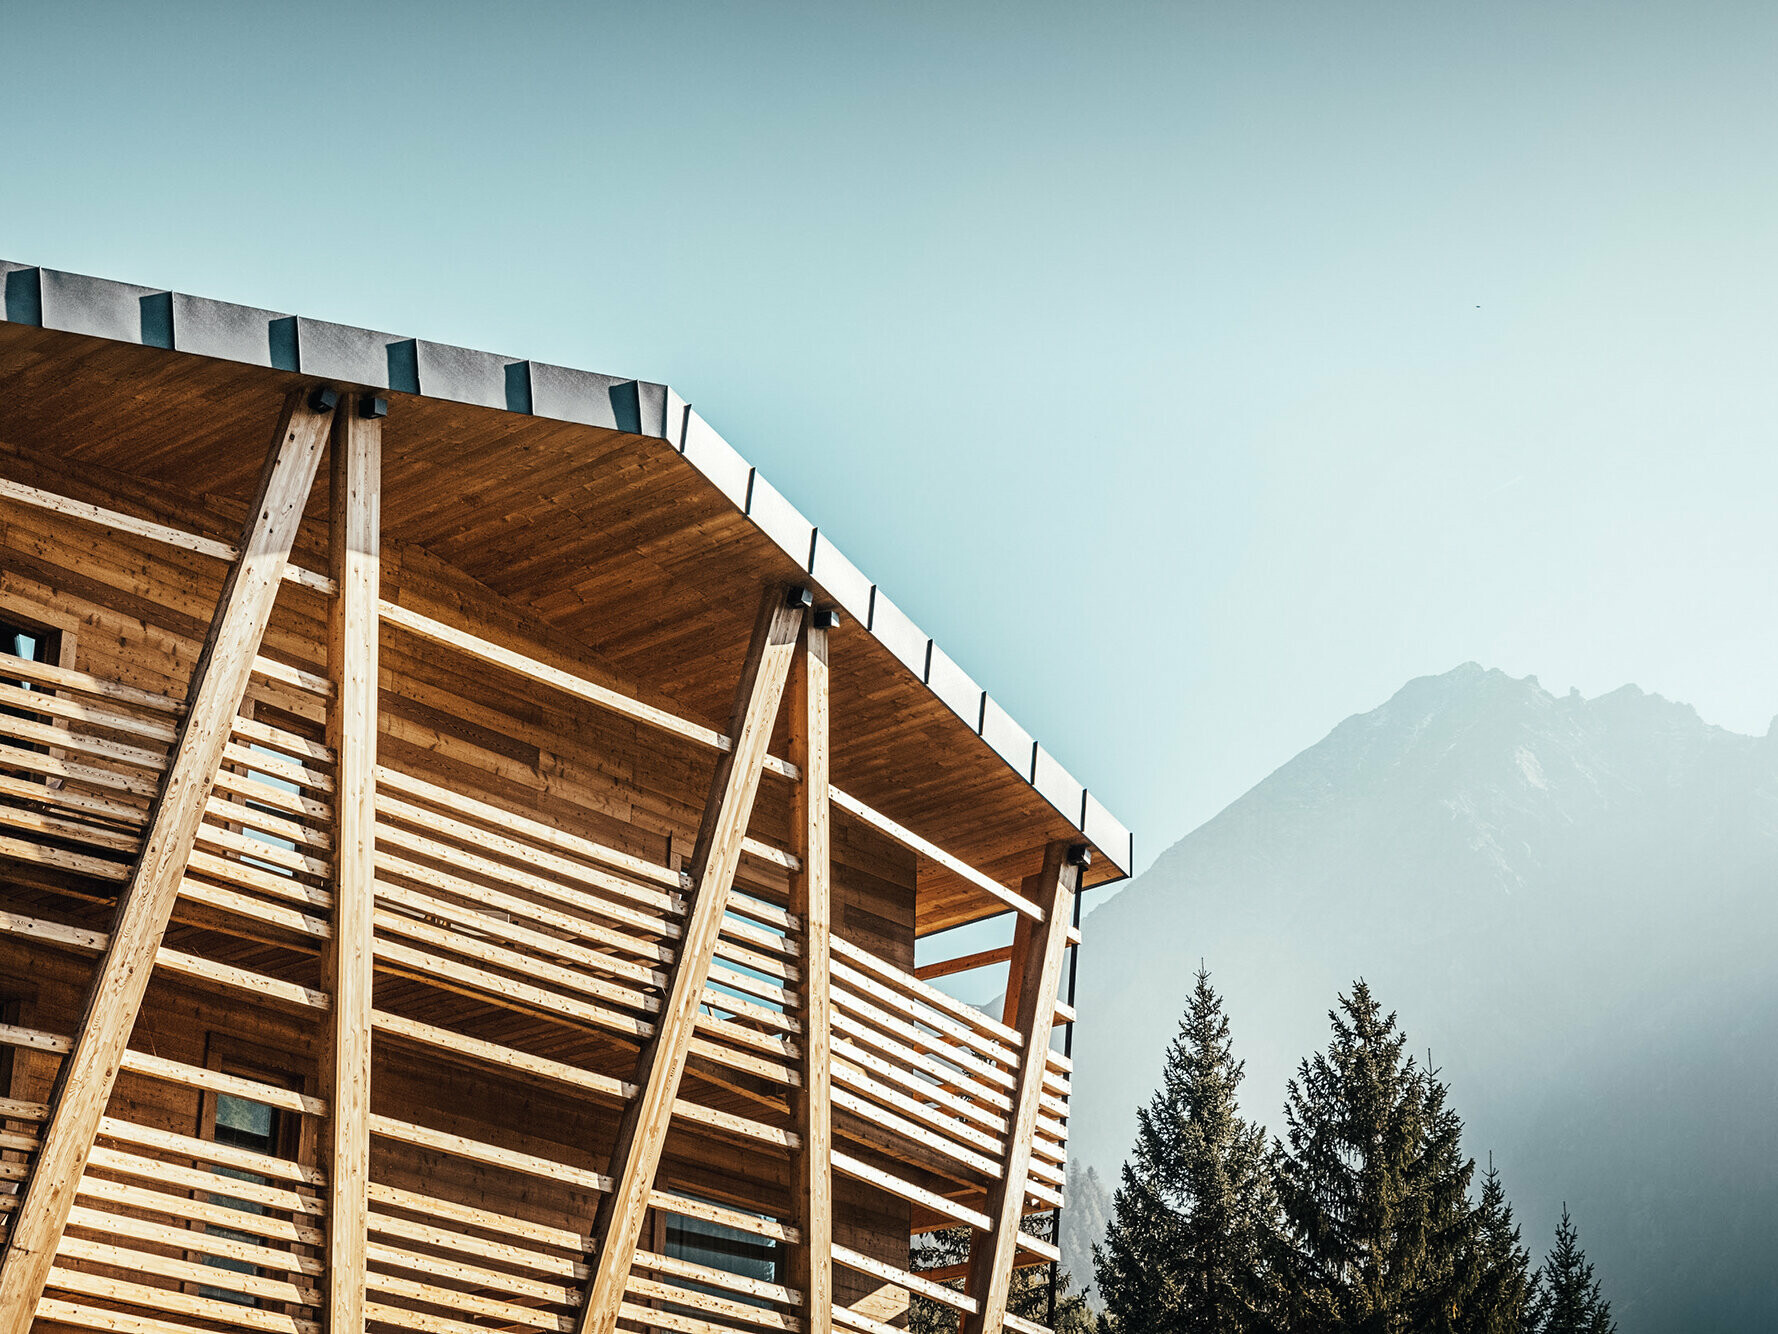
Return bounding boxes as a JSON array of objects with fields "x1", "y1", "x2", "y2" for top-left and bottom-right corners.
[
  {"x1": 786, "y1": 618, "x2": 833, "y2": 1330},
  {"x1": 915, "y1": 945, "x2": 1014, "y2": 983},
  {"x1": 0, "y1": 388, "x2": 336, "y2": 1332},
  {"x1": 961, "y1": 841, "x2": 1081, "y2": 1334},
  {"x1": 322, "y1": 395, "x2": 381, "y2": 1334},
  {"x1": 576, "y1": 590, "x2": 807, "y2": 1334}
]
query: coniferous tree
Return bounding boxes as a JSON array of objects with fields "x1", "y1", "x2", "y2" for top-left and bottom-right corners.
[
  {"x1": 1528, "y1": 1206, "x2": 1615, "y2": 1334},
  {"x1": 1455, "y1": 1160, "x2": 1537, "y2": 1334},
  {"x1": 1093, "y1": 968, "x2": 1281, "y2": 1333},
  {"x1": 1270, "y1": 980, "x2": 1482, "y2": 1331}
]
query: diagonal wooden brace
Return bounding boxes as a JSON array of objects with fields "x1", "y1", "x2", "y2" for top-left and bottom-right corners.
[
  {"x1": 576, "y1": 589, "x2": 807, "y2": 1334},
  {"x1": 0, "y1": 389, "x2": 337, "y2": 1332},
  {"x1": 961, "y1": 841, "x2": 1081, "y2": 1334}
]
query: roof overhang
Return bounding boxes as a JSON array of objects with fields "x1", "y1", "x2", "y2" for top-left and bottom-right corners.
[{"x1": 0, "y1": 260, "x2": 1131, "y2": 928}]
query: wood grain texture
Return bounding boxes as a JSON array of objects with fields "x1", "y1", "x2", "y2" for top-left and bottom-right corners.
[
  {"x1": 0, "y1": 388, "x2": 334, "y2": 1331},
  {"x1": 323, "y1": 395, "x2": 382, "y2": 1334},
  {"x1": 0, "y1": 407, "x2": 1081, "y2": 1330},
  {"x1": 577, "y1": 591, "x2": 806, "y2": 1334},
  {"x1": 0, "y1": 317, "x2": 1129, "y2": 929},
  {"x1": 962, "y1": 842, "x2": 1081, "y2": 1334},
  {"x1": 787, "y1": 620, "x2": 834, "y2": 1330}
]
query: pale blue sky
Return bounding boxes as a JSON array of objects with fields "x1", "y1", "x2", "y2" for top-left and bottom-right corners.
[{"x1": 7, "y1": 2, "x2": 1777, "y2": 870}]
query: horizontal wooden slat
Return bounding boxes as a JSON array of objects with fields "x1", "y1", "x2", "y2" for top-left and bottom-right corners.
[
  {"x1": 178, "y1": 876, "x2": 330, "y2": 940},
  {"x1": 73, "y1": 1174, "x2": 326, "y2": 1248},
  {"x1": 625, "y1": 1273, "x2": 799, "y2": 1332},
  {"x1": 0, "y1": 742, "x2": 160, "y2": 798},
  {"x1": 1015, "y1": 1228, "x2": 1062, "y2": 1264},
  {"x1": 97, "y1": 1114, "x2": 324, "y2": 1185},
  {"x1": 65, "y1": 1201, "x2": 319, "y2": 1274},
  {"x1": 375, "y1": 817, "x2": 676, "y2": 944},
  {"x1": 212, "y1": 764, "x2": 332, "y2": 822},
  {"x1": 832, "y1": 1036, "x2": 1006, "y2": 1136},
  {"x1": 831, "y1": 1303, "x2": 903, "y2": 1334},
  {"x1": 831, "y1": 963, "x2": 1014, "y2": 1077},
  {"x1": 364, "y1": 1298, "x2": 510, "y2": 1334},
  {"x1": 0, "y1": 648, "x2": 181, "y2": 713},
  {"x1": 647, "y1": 1190, "x2": 799, "y2": 1246},
  {"x1": 379, "y1": 600, "x2": 798, "y2": 780},
  {"x1": 367, "y1": 1212, "x2": 585, "y2": 1285},
  {"x1": 0, "y1": 714, "x2": 165, "y2": 771},
  {"x1": 224, "y1": 739, "x2": 334, "y2": 793},
  {"x1": 368, "y1": 1180, "x2": 584, "y2": 1254},
  {"x1": 831, "y1": 934, "x2": 1021, "y2": 1048},
  {"x1": 377, "y1": 790, "x2": 677, "y2": 918},
  {"x1": 829, "y1": 985, "x2": 1012, "y2": 1100},
  {"x1": 369, "y1": 1113, "x2": 612, "y2": 1195},
  {"x1": 372, "y1": 861, "x2": 664, "y2": 986},
  {"x1": 44, "y1": 1265, "x2": 320, "y2": 1334},
  {"x1": 34, "y1": 1297, "x2": 275, "y2": 1334},
  {"x1": 0, "y1": 678, "x2": 178, "y2": 743},
  {"x1": 0, "y1": 804, "x2": 139, "y2": 856},
  {"x1": 831, "y1": 1152, "x2": 990, "y2": 1231},
  {"x1": 832, "y1": 1243, "x2": 978, "y2": 1314},
  {"x1": 374, "y1": 843, "x2": 670, "y2": 971},
  {"x1": 232, "y1": 714, "x2": 332, "y2": 765},
  {"x1": 0, "y1": 910, "x2": 109, "y2": 956},
  {"x1": 0, "y1": 771, "x2": 149, "y2": 827},
  {"x1": 253, "y1": 653, "x2": 332, "y2": 697},
  {"x1": 367, "y1": 1235, "x2": 576, "y2": 1306},
  {"x1": 830, "y1": 785, "x2": 1039, "y2": 922},
  {"x1": 56, "y1": 1233, "x2": 322, "y2": 1308},
  {"x1": 0, "y1": 1094, "x2": 49, "y2": 1120},
  {"x1": 118, "y1": 1047, "x2": 329, "y2": 1116},
  {"x1": 832, "y1": 1082, "x2": 1002, "y2": 1178},
  {"x1": 364, "y1": 1268, "x2": 572, "y2": 1331},
  {"x1": 85, "y1": 1144, "x2": 323, "y2": 1216},
  {"x1": 631, "y1": 1248, "x2": 801, "y2": 1309},
  {"x1": 914, "y1": 944, "x2": 1013, "y2": 982},
  {"x1": 377, "y1": 764, "x2": 682, "y2": 890},
  {"x1": 205, "y1": 790, "x2": 331, "y2": 850},
  {"x1": 617, "y1": 1301, "x2": 779, "y2": 1334}
]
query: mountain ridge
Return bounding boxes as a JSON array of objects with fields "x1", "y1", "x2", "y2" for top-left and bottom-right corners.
[{"x1": 1065, "y1": 663, "x2": 1778, "y2": 1331}]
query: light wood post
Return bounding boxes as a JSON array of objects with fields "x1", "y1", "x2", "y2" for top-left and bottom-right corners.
[
  {"x1": 576, "y1": 590, "x2": 807, "y2": 1334},
  {"x1": 786, "y1": 616, "x2": 833, "y2": 1327},
  {"x1": 323, "y1": 396, "x2": 381, "y2": 1334},
  {"x1": 961, "y1": 841, "x2": 1080, "y2": 1334},
  {"x1": 0, "y1": 390, "x2": 336, "y2": 1331}
]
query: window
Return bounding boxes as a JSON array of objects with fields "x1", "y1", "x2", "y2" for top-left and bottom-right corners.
[
  {"x1": 197, "y1": 1081, "x2": 291, "y2": 1309},
  {"x1": 1, "y1": 614, "x2": 60, "y2": 729},
  {"x1": 660, "y1": 1205, "x2": 778, "y2": 1313}
]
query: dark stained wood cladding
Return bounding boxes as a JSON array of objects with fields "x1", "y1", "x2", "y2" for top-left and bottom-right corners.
[{"x1": 0, "y1": 322, "x2": 1120, "y2": 933}]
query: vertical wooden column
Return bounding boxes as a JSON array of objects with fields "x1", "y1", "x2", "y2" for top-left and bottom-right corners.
[
  {"x1": 786, "y1": 615, "x2": 833, "y2": 1327},
  {"x1": 323, "y1": 396, "x2": 381, "y2": 1334},
  {"x1": 961, "y1": 841, "x2": 1081, "y2": 1334},
  {"x1": 577, "y1": 590, "x2": 808, "y2": 1334},
  {"x1": 0, "y1": 390, "x2": 337, "y2": 1331}
]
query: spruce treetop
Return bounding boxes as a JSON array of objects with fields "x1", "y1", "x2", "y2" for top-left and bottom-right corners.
[{"x1": 1530, "y1": 1205, "x2": 1615, "y2": 1334}]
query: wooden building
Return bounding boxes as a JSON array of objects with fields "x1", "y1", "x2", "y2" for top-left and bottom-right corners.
[{"x1": 0, "y1": 261, "x2": 1131, "y2": 1334}]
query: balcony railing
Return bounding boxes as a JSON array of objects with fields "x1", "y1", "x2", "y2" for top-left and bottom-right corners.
[{"x1": 0, "y1": 469, "x2": 1074, "y2": 1334}]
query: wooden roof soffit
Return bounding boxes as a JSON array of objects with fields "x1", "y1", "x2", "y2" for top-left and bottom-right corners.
[{"x1": 0, "y1": 259, "x2": 1133, "y2": 889}]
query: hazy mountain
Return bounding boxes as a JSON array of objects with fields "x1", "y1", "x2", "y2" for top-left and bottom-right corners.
[{"x1": 1064, "y1": 664, "x2": 1778, "y2": 1331}]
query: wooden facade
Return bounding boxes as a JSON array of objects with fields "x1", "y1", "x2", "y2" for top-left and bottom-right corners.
[{"x1": 0, "y1": 263, "x2": 1129, "y2": 1334}]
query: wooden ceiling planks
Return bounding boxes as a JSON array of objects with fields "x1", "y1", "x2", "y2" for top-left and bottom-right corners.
[{"x1": 0, "y1": 315, "x2": 1126, "y2": 933}]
